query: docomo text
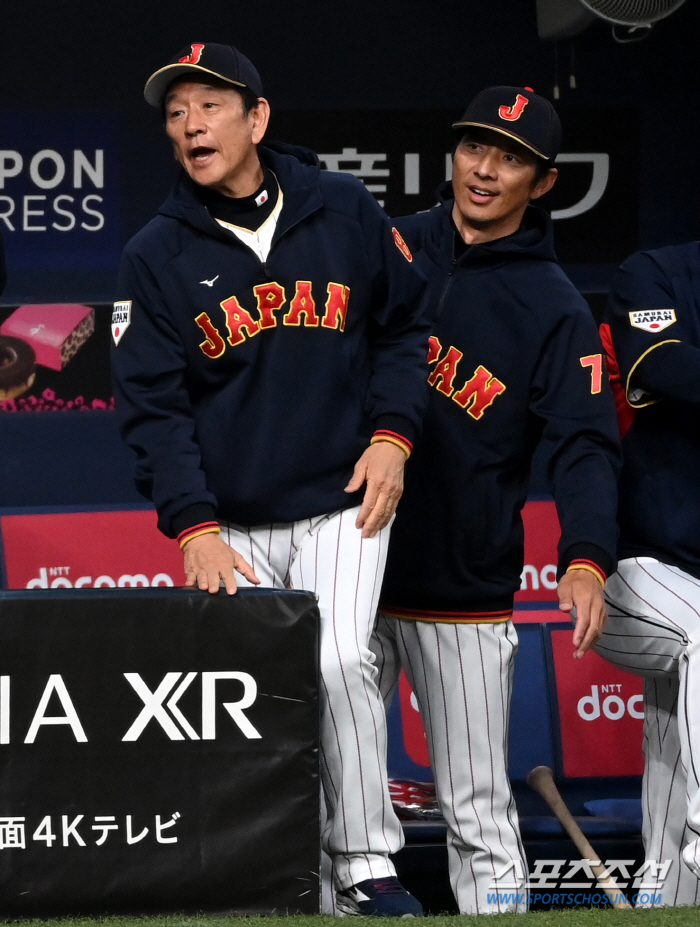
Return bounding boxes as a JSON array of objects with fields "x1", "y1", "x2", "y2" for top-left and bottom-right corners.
[
  {"x1": 578, "y1": 684, "x2": 644, "y2": 721},
  {"x1": 27, "y1": 567, "x2": 174, "y2": 589},
  {"x1": 520, "y1": 563, "x2": 557, "y2": 592},
  {"x1": 0, "y1": 148, "x2": 104, "y2": 233},
  {"x1": 0, "y1": 672, "x2": 263, "y2": 743}
]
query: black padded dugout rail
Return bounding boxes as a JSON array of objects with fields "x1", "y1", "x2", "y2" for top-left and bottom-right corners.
[{"x1": 0, "y1": 587, "x2": 320, "y2": 917}]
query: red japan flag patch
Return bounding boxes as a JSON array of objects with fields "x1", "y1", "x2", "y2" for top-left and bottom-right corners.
[
  {"x1": 111, "y1": 300, "x2": 132, "y2": 346},
  {"x1": 392, "y1": 227, "x2": 413, "y2": 262}
]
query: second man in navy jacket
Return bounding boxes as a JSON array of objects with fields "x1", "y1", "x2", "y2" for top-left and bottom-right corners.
[{"x1": 373, "y1": 86, "x2": 621, "y2": 914}]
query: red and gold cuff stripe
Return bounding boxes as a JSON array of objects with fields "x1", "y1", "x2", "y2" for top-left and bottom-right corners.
[
  {"x1": 177, "y1": 521, "x2": 220, "y2": 550},
  {"x1": 381, "y1": 605, "x2": 512, "y2": 625},
  {"x1": 370, "y1": 430, "x2": 413, "y2": 459},
  {"x1": 566, "y1": 558, "x2": 607, "y2": 588}
]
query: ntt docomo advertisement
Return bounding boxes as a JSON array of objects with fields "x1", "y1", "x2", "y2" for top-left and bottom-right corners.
[
  {"x1": 0, "y1": 111, "x2": 119, "y2": 271},
  {"x1": 0, "y1": 510, "x2": 184, "y2": 590},
  {"x1": 516, "y1": 500, "x2": 560, "y2": 603},
  {"x1": 550, "y1": 629, "x2": 644, "y2": 778}
]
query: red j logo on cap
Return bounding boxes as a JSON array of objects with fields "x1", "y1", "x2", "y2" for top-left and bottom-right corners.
[
  {"x1": 179, "y1": 43, "x2": 205, "y2": 64},
  {"x1": 499, "y1": 94, "x2": 529, "y2": 122}
]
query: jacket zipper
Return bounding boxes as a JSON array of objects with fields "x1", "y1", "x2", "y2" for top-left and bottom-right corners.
[
  {"x1": 435, "y1": 258, "x2": 457, "y2": 319},
  {"x1": 435, "y1": 232, "x2": 473, "y2": 318}
]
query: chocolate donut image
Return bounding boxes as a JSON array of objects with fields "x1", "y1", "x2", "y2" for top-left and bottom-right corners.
[{"x1": 0, "y1": 335, "x2": 36, "y2": 400}]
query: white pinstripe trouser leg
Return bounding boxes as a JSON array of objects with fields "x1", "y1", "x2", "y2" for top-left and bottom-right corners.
[
  {"x1": 596, "y1": 557, "x2": 700, "y2": 906},
  {"x1": 372, "y1": 615, "x2": 527, "y2": 914},
  {"x1": 220, "y1": 506, "x2": 403, "y2": 891}
]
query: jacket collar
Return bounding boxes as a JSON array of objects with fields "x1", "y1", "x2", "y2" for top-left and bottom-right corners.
[
  {"x1": 423, "y1": 181, "x2": 558, "y2": 269},
  {"x1": 158, "y1": 141, "x2": 324, "y2": 243}
]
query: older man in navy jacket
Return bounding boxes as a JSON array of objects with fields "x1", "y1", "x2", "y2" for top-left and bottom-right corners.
[{"x1": 111, "y1": 43, "x2": 429, "y2": 917}]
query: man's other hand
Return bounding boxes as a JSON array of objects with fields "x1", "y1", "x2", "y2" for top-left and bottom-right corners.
[
  {"x1": 345, "y1": 442, "x2": 407, "y2": 539},
  {"x1": 558, "y1": 568, "x2": 607, "y2": 659}
]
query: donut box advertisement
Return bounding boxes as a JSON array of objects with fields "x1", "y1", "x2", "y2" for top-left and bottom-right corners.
[{"x1": 0, "y1": 303, "x2": 113, "y2": 411}]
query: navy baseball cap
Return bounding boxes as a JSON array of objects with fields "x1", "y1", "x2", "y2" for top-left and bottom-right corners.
[
  {"x1": 144, "y1": 42, "x2": 264, "y2": 108},
  {"x1": 452, "y1": 86, "x2": 561, "y2": 161}
]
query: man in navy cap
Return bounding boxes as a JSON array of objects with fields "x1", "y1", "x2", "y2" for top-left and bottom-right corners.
[
  {"x1": 372, "y1": 87, "x2": 621, "y2": 913},
  {"x1": 111, "y1": 43, "x2": 429, "y2": 916}
]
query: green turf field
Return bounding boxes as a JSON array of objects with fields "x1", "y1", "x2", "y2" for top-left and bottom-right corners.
[{"x1": 14, "y1": 912, "x2": 700, "y2": 927}]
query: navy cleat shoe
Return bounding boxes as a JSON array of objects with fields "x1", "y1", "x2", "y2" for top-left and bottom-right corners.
[{"x1": 336, "y1": 876, "x2": 424, "y2": 917}]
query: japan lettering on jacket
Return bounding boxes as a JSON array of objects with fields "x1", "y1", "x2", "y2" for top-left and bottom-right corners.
[{"x1": 195, "y1": 280, "x2": 351, "y2": 356}]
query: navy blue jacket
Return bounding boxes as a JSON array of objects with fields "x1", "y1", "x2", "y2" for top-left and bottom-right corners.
[
  {"x1": 111, "y1": 142, "x2": 429, "y2": 536},
  {"x1": 602, "y1": 243, "x2": 700, "y2": 579},
  {"x1": 381, "y1": 188, "x2": 620, "y2": 619}
]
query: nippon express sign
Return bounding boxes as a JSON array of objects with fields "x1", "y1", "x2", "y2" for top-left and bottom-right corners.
[{"x1": 0, "y1": 111, "x2": 119, "y2": 271}]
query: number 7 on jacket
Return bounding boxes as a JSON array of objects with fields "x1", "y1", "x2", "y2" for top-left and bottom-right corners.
[{"x1": 580, "y1": 353, "x2": 603, "y2": 394}]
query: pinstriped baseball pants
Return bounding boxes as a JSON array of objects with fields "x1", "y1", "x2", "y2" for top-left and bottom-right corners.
[
  {"x1": 372, "y1": 615, "x2": 528, "y2": 914},
  {"x1": 596, "y1": 557, "x2": 700, "y2": 907},
  {"x1": 219, "y1": 505, "x2": 404, "y2": 891}
]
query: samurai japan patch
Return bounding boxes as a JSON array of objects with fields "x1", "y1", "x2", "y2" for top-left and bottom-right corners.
[
  {"x1": 112, "y1": 301, "x2": 132, "y2": 345},
  {"x1": 629, "y1": 308, "x2": 676, "y2": 333}
]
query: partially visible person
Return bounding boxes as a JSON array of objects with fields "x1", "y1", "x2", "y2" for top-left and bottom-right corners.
[
  {"x1": 111, "y1": 42, "x2": 429, "y2": 917},
  {"x1": 372, "y1": 86, "x2": 621, "y2": 914},
  {"x1": 596, "y1": 242, "x2": 700, "y2": 907}
]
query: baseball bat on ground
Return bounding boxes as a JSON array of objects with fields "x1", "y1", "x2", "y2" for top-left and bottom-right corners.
[{"x1": 526, "y1": 765, "x2": 632, "y2": 910}]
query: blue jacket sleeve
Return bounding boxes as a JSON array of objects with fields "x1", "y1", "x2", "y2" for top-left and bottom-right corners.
[
  {"x1": 357, "y1": 187, "x2": 431, "y2": 449},
  {"x1": 529, "y1": 281, "x2": 621, "y2": 578},
  {"x1": 110, "y1": 246, "x2": 218, "y2": 537}
]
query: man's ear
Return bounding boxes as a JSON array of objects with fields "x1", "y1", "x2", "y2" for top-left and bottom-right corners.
[
  {"x1": 530, "y1": 167, "x2": 558, "y2": 201},
  {"x1": 250, "y1": 98, "x2": 271, "y2": 146}
]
